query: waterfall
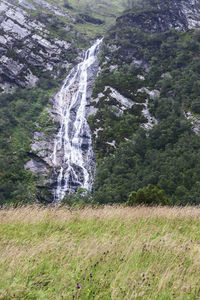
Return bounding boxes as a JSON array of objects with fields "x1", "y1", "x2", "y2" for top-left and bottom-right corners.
[{"x1": 52, "y1": 39, "x2": 102, "y2": 201}]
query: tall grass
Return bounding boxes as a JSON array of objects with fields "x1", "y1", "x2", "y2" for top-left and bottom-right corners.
[{"x1": 0, "y1": 206, "x2": 200, "y2": 299}]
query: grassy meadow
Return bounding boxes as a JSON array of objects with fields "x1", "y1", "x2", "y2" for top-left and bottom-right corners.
[
  {"x1": 68, "y1": 0, "x2": 126, "y2": 38},
  {"x1": 0, "y1": 206, "x2": 200, "y2": 299}
]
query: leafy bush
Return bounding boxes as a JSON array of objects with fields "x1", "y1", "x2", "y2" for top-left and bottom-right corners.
[
  {"x1": 61, "y1": 188, "x2": 94, "y2": 207},
  {"x1": 0, "y1": 74, "x2": 59, "y2": 205},
  {"x1": 127, "y1": 184, "x2": 169, "y2": 206}
]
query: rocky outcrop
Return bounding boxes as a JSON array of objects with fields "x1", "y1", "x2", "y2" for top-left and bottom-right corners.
[
  {"x1": 184, "y1": 111, "x2": 200, "y2": 135},
  {"x1": 91, "y1": 86, "x2": 158, "y2": 131},
  {"x1": 88, "y1": 0, "x2": 200, "y2": 159},
  {"x1": 117, "y1": 0, "x2": 200, "y2": 33},
  {"x1": 0, "y1": 0, "x2": 79, "y2": 91}
]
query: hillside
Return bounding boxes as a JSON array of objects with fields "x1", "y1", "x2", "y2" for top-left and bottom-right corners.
[
  {"x1": 91, "y1": 0, "x2": 200, "y2": 205},
  {"x1": 0, "y1": 0, "x2": 125, "y2": 91},
  {"x1": 1, "y1": 0, "x2": 200, "y2": 205},
  {"x1": 0, "y1": 0, "x2": 125, "y2": 204},
  {"x1": 0, "y1": 206, "x2": 200, "y2": 299}
]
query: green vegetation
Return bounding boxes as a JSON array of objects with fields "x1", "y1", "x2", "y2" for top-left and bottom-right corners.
[
  {"x1": 28, "y1": 0, "x2": 131, "y2": 40},
  {"x1": 127, "y1": 184, "x2": 169, "y2": 206},
  {"x1": 0, "y1": 73, "x2": 59, "y2": 205},
  {"x1": 61, "y1": 188, "x2": 94, "y2": 207},
  {"x1": 92, "y1": 9, "x2": 200, "y2": 205},
  {"x1": 93, "y1": 124, "x2": 200, "y2": 205},
  {"x1": 0, "y1": 0, "x2": 146, "y2": 206},
  {"x1": 89, "y1": 64, "x2": 148, "y2": 158},
  {"x1": 2, "y1": 0, "x2": 200, "y2": 206},
  {"x1": 65, "y1": 0, "x2": 133, "y2": 39},
  {"x1": 0, "y1": 206, "x2": 200, "y2": 299},
  {"x1": 68, "y1": 0, "x2": 125, "y2": 25}
]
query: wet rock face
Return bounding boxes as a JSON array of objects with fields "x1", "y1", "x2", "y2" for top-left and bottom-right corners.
[
  {"x1": 0, "y1": 0, "x2": 75, "y2": 91},
  {"x1": 24, "y1": 41, "x2": 102, "y2": 201},
  {"x1": 117, "y1": 0, "x2": 200, "y2": 33},
  {"x1": 154, "y1": 0, "x2": 200, "y2": 29},
  {"x1": 180, "y1": 0, "x2": 200, "y2": 29}
]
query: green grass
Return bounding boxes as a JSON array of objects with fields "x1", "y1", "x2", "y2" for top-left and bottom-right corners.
[
  {"x1": 68, "y1": 0, "x2": 126, "y2": 38},
  {"x1": 0, "y1": 206, "x2": 200, "y2": 299},
  {"x1": 24, "y1": 0, "x2": 127, "y2": 39},
  {"x1": 68, "y1": 0, "x2": 125, "y2": 21}
]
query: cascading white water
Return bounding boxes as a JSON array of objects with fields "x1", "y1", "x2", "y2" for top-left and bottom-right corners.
[{"x1": 52, "y1": 39, "x2": 102, "y2": 201}]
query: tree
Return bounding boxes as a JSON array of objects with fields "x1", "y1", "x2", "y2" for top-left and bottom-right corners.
[{"x1": 127, "y1": 184, "x2": 169, "y2": 206}]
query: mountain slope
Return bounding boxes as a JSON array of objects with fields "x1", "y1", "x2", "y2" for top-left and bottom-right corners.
[
  {"x1": 0, "y1": 0, "x2": 126, "y2": 91},
  {"x1": 1, "y1": 0, "x2": 200, "y2": 204},
  {"x1": 0, "y1": 0, "x2": 126, "y2": 204},
  {"x1": 91, "y1": 0, "x2": 200, "y2": 205},
  {"x1": 0, "y1": 0, "x2": 82, "y2": 91}
]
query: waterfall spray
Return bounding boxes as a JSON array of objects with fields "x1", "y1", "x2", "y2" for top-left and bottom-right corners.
[{"x1": 52, "y1": 39, "x2": 102, "y2": 201}]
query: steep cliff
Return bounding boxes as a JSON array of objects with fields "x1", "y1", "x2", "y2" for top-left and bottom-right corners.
[
  {"x1": 118, "y1": 0, "x2": 200, "y2": 32},
  {"x1": 0, "y1": 0, "x2": 126, "y2": 92},
  {"x1": 0, "y1": 0, "x2": 86, "y2": 91}
]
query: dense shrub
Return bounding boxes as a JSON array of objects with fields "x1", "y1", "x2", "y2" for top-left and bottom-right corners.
[
  {"x1": 0, "y1": 74, "x2": 59, "y2": 205},
  {"x1": 92, "y1": 12, "x2": 200, "y2": 206},
  {"x1": 127, "y1": 184, "x2": 169, "y2": 206}
]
